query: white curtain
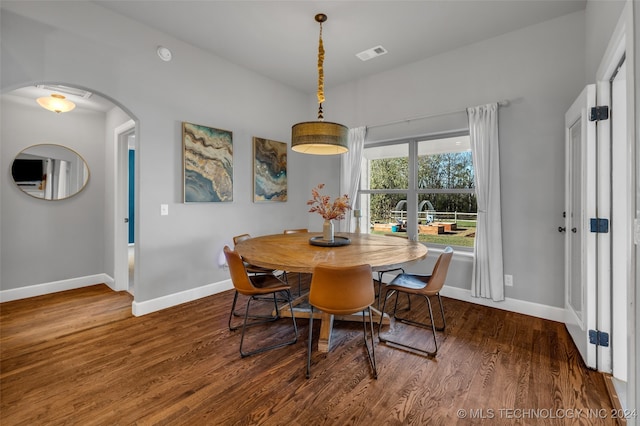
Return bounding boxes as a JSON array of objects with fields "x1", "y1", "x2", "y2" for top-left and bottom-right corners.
[
  {"x1": 467, "y1": 103, "x2": 504, "y2": 301},
  {"x1": 55, "y1": 160, "x2": 70, "y2": 199},
  {"x1": 43, "y1": 159, "x2": 70, "y2": 200},
  {"x1": 340, "y1": 126, "x2": 366, "y2": 232},
  {"x1": 44, "y1": 158, "x2": 54, "y2": 200}
]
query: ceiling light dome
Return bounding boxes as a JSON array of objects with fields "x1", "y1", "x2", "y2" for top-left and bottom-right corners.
[
  {"x1": 291, "y1": 13, "x2": 348, "y2": 155},
  {"x1": 36, "y1": 93, "x2": 76, "y2": 113}
]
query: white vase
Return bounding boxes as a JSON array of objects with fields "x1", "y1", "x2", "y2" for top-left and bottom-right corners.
[{"x1": 323, "y1": 219, "x2": 334, "y2": 242}]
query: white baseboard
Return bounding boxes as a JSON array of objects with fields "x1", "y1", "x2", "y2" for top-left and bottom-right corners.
[
  {"x1": 131, "y1": 279, "x2": 233, "y2": 317},
  {"x1": 440, "y1": 285, "x2": 566, "y2": 323},
  {"x1": 1, "y1": 275, "x2": 563, "y2": 324},
  {"x1": 0, "y1": 274, "x2": 115, "y2": 303}
]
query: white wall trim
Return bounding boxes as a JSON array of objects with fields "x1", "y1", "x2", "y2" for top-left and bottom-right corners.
[
  {"x1": 441, "y1": 285, "x2": 566, "y2": 323},
  {"x1": 1, "y1": 274, "x2": 563, "y2": 324},
  {"x1": 131, "y1": 280, "x2": 233, "y2": 317},
  {"x1": 0, "y1": 274, "x2": 115, "y2": 303}
]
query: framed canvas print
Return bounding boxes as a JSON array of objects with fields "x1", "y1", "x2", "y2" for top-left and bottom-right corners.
[
  {"x1": 183, "y1": 122, "x2": 233, "y2": 202},
  {"x1": 253, "y1": 137, "x2": 287, "y2": 202}
]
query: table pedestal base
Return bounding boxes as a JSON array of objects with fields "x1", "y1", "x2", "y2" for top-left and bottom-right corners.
[{"x1": 277, "y1": 300, "x2": 389, "y2": 353}]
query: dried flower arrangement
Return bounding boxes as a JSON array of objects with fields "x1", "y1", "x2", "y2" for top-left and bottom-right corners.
[{"x1": 307, "y1": 183, "x2": 351, "y2": 221}]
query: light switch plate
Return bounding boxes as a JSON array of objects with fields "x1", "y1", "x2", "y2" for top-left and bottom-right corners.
[{"x1": 160, "y1": 204, "x2": 169, "y2": 216}]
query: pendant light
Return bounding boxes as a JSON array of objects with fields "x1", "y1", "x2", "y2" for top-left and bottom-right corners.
[
  {"x1": 291, "y1": 14, "x2": 348, "y2": 155},
  {"x1": 36, "y1": 93, "x2": 76, "y2": 113}
]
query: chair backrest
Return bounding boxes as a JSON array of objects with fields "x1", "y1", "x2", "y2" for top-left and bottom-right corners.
[
  {"x1": 425, "y1": 247, "x2": 454, "y2": 294},
  {"x1": 223, "y1": 246, "x2": 260, "y2": 295},
  {"x1": 309, "y1": 263, "x2": 374, "y2": 315},
  {"x1": 233, "y1": 234, "x2": 251, "y2": 246},
  {"x1": 283, "y1": 228, "x2": 308, "y2": 234}
]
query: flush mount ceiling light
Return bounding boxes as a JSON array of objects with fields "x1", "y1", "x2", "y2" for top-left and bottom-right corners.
[
  {"x1": 291, "y1": 13, "x2": 348, "y2": 155},
  {"x1": 157, "y1": 46, "x2": 172, "y2": 62},
  {"x1": 36, "y1": 93, "x2": 76, "y2": 113}
]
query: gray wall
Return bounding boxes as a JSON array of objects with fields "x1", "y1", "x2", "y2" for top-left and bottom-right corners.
[
  {"x1": 1, "y1": 2, "x2": 317, "y2": 303},
  {"x1": 0, "y1": 1, "x2": 628, "y2": 312},
  {"x1": 585, "y1": 0, "x2": 627, "y2": 78},
  {"x1": 1, "y1": 97, "x2": 107, "y2": 286},
  {"x1": 326, "y1": 11, "x2": 587, "y2": 307}
]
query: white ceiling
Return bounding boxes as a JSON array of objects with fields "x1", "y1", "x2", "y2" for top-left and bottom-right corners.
[
  {"x1": 3, "y1": 1, "x2": 587, "y2": 111},
  {"x1": 94, "y1": 0, "x2": 587, "y2": 94}
]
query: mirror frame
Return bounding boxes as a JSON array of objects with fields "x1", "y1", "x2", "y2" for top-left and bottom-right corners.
[{"x1": 11, "y1": 144, "x2": 90, "y2": 200}]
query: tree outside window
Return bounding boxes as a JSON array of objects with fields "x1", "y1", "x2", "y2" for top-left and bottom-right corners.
[{"x1": 359, "y1": 134, "x2": 476, "y2": 247}]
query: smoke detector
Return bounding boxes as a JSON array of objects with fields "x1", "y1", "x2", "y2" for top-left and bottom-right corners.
[{"x1": 356, "y1": 45, "x2": 388, "y2": 61}]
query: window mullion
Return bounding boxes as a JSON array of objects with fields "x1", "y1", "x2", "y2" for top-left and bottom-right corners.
[{"x1": 407, "y1": 140, "x2": 418, "y2": 241}]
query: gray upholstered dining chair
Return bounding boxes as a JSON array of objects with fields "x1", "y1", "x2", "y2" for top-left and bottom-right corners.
[{"x1": 378, "y1": 247, "x2": 453, "y2": 357}]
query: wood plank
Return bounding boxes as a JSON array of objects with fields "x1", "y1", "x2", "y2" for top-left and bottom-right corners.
[{"x1": 0, "y1": 282, "x2": 615, "y2": 424}]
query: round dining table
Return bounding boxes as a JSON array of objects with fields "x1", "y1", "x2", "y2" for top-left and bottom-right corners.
[{"x1": 234, "y1": 232, "x2": 428, "y2": 352}]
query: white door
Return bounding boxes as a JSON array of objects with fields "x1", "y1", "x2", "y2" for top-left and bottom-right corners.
[
  {"x1": 564, "y1": 85, "x2": 597, "y2": 369},
  {"x1": 114, "y1": 120, "x2": 136, "y2": 293}
]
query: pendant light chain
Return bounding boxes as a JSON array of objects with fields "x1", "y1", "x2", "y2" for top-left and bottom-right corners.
[
  {"x1": 291, "y1": 13, "x2": 348, "y2": 155},
  {"x1": 317, "y1": 20, "x2": 325, "y2": 121}
]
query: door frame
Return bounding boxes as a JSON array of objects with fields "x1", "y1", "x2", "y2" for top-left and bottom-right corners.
[
  {"x1": 113, "y1": 120, "x2": 136, "y2": 292},
  {"x1": 594, "y1": 0, "x2": 635, "y2": 407}
]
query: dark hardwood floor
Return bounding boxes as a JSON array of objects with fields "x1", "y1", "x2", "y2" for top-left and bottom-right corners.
[{"x1": 1, "y1": 278, "x2": 616, "y2": 425}]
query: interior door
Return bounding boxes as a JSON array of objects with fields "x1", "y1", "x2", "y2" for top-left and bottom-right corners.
[
  {"x1": 114, "y1": 121, "x2": 136, "y2": 293},
  {"x1": 564, "y1": 85, "x2": 597, "y2": 369}
]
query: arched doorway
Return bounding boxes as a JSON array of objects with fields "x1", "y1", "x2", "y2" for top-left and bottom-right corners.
[{"x1": 1, "y1": 83, "x2": 137, "y2": 300}]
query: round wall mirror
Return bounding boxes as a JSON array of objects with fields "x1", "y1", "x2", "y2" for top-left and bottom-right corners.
[{"x1": 11, "y1": 144, "x2": 90, "y2": 200}]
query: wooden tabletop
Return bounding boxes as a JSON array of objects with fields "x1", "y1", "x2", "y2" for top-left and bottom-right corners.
[{"x1": 234, "y1": 232, "x2": 428, "y2": 273}]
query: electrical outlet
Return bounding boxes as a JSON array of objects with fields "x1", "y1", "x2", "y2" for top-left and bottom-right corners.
[
  {"x1": 504, "y1": 274, "x2": 513, "y2": 287},
  {"x1": 160, "y1": 204, "x2": 169, "y2": 216}
]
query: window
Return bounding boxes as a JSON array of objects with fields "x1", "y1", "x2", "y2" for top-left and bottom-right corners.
[{"x1": 357, "y1": 133, "x2": 476, "y2": 248}]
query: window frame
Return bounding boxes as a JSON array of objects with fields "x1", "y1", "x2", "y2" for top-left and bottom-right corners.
[{"x1": 358, "y1": 129, "x2": 474, "y2": 252}]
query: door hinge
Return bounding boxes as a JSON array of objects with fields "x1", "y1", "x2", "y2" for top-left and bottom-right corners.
[
  {"x1": 589, "y1": 106, "x2": 609, "y2": 121},
  {"x1": 590, "y1": 218, "x2": 609, "y2": 233},
  {"x1": 589, "y1": 330, "x2": 610, "y2": 347}
]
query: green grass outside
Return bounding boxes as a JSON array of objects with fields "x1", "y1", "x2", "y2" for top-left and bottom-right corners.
[{"x1": 371, "y1": 223, "x2": 476, "y2": 248}]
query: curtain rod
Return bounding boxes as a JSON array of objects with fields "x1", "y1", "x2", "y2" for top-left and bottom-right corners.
[{"x1": 366, "y1": 99, "x2": 510, "y2": 130}]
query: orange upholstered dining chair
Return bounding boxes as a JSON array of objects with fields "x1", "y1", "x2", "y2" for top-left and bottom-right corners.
[
  {"x1": 232, "y1": 233, "x2": 279, "y2": 278},
  {"x1": 283, "y1": 228, "x2": 309, "y2": 234},
  {"x1": 224, "y1": 246, "x2": 298, "y2": 357},
  {"x1": 306, "y1": 263, "x2": 377, "y2": 379}
]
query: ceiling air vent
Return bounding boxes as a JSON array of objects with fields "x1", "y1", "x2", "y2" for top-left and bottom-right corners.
[
  {"x1": 36, "y1": 84, "x2": 93, "y2": 99},
  {"x1": 356, "y1": 45, "x2": 388, "y2": 62}
]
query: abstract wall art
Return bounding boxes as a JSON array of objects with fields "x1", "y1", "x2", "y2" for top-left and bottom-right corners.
[
  {"x1": 253, "y1": 137, "x2": 287, "y2": 202},
  {"x1": 183, "y1": 122, "x2": 233, "y2": 202}
]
